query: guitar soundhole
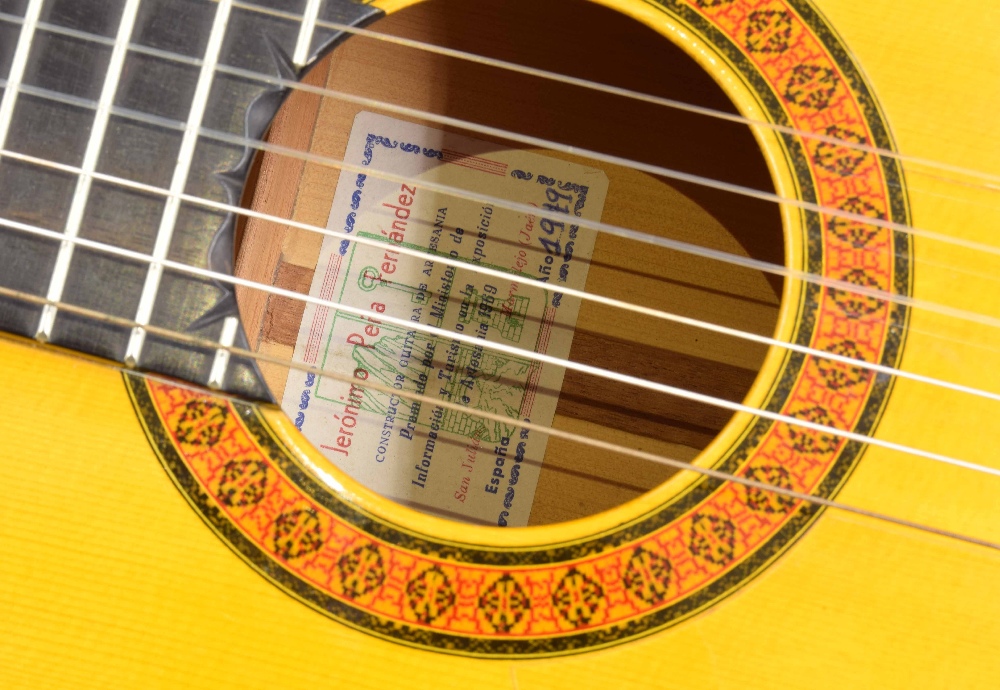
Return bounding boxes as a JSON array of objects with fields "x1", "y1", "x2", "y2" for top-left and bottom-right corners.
[{"x1": 235, "y1": 0, "x2": 783, "y2": 526}]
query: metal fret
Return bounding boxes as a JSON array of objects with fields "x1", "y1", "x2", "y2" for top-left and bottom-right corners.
[
  {"x1": 207, "y1": 314, "x2": 240, "y2": 388},
  {"x1": 124, "y1": 0, "x2": 234, "y2": 367},
  {"x1": 36, "y1": 0, "x2": 142, "y2": 342},
  {"x1": 292, "y1": 0, "x2": 321, "y2": 68},
  {"x1": 0, "y1": 0, "x2": 42, "y2": 146}
]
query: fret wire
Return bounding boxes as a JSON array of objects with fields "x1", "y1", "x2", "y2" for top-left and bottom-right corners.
[
  {"x1": 36, "y1": 0, "x2": 143, "y2": 342},
  {"x1": 2, "y1": 280, "x2": 1000, "y2": 553},
  {"x1": 207, "y1": 315, "x2": 240, "y2": 389},
  {"x1": 124, "y1": 0, "x2": 235, "y2": 368},
  {"x1": 292, "y1": 0, "x2": 322, "y2": 68},
  {"x1": 1, "y1": 7, "x2": 998, "y2": 196},
  {"x1": 11, "y1": 142, "x2": 1000, "y2": 409},
  {"x1": 4, "y1": 206, "x2": 1000, "y2": 483},
  {"x1": 0, "y1": 0, "x2": 43, "y2": 148}
]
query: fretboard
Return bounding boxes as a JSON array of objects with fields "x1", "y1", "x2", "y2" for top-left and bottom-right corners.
[{"x1": 0, "y1": 0, "x2": 382, "y2": 399}]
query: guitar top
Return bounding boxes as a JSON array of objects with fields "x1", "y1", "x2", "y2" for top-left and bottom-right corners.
[{"x1": 1, "y1": 0, "x2": 1000, "y2": 688}]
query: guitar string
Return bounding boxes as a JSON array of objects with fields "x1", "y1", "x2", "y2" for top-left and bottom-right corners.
[
  {"x1": 3, "y1": 45, "x2": 999, "y2": 320},
  {"x1": 9, "y1": 80, "x2": 1000, "y2": 342},
  {"x1": 0, "y1": 9, "x2": 996, "y2": 472},
  {"x1": 0, "y1": 76, "x2": 1000, "y2": 354},
  {"x1": 272, "y1": 2, "x2": 1000, "y2": 191},
  {"x1": 8, "y1": 143, "x2": 1000, "y2": 410},
  {"x1": 7, "y1": 202, "x2": 1000, "y2": 485},
  {"x1": 1, "y1": 282, "x2": 998, "y2": 552},
  {"x1": 9, "y1": 17, "x2": 984, "y2": 424},
  {"x1": 2, "y1": 26, "x2": 999, "y2": 312},
  {"x1": 7, "y1": 123, "x2": 1000, "y2": 394},
  {"x1": 2, "y1": 9, "x2": 1000, "y2": 550},
  {"x1": 2, "y1": 10, "x2": 1000, "y2": 264},
  {"x1": 191, "y1": 74, "x2": 1000, "y2": 261},
  {"x1": 6, "y1": 6, "x2": 1000, "y2": 191},
  {"x1": 3, "y1": 32, "x2": 996, "y2": 376},
  {"x1": 123, "y1": 0, "x2": 235, "y2": 366},
  {"x1": 10, "y1": 17, "x2": 1000, "y2": 248},
  {"x1": 13, "y1": 11, "x2": 997, "y2": 310}
]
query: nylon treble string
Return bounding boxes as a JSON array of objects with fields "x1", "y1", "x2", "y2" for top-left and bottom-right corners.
[
  {"x1": 3, "y1": 280, "x2": 1000, "y2": 552},
  {"x1": 6, "y1": 140, "x2": 1000, "y2": 407},
  {"x1": 5, "y1": 197, "x2": 1000, "y2": 484}
]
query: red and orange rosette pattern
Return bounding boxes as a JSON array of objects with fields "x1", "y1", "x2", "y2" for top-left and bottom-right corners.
[{"x1": 130, "y1": 0, "x2": 908, "y2": 656}]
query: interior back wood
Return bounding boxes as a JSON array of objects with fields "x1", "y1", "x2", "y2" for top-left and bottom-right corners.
[{"x1": 234, "y1": 0, "x2": 784, "y2": 525}]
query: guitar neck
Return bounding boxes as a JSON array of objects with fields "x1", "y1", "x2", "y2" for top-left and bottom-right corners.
[{"x1": 0, "y1": 0, "x2": 381, "y2": 399}]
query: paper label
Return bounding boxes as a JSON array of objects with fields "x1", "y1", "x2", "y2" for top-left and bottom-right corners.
[{"x1": 283, "y1": 112, "x2": 608, "y2": 526}]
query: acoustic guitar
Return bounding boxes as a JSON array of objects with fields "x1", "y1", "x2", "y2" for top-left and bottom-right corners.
[{"x1": 1, "y1": 0, "x2": 998, "y2": 687}]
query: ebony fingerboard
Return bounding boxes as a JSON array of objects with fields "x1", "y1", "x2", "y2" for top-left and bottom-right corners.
[{"x1": 0, "y1": 0, "x2": 382, "y2": 399}]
